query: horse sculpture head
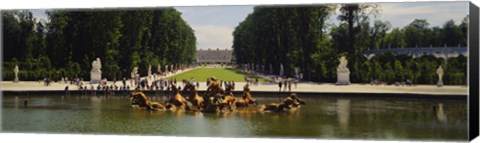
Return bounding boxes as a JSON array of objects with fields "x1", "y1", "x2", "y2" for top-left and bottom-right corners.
[
  {"x1": 130, "y1": 91, "x2": 149, "y2": 106},
  {"x1": 289, "y1": 93, "x2": 306, "y2": 105}
]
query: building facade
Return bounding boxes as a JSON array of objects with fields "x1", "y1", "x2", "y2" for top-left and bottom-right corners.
[{"x1": 195, "y1": 48, "x2": 235, "y2": 64}]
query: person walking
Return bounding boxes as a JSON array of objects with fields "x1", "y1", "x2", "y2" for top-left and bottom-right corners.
[{"x1": 278, "y1": 81, "x2": 283, "y2": 92}]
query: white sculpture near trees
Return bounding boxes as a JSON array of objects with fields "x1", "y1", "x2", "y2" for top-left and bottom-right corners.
[
  {"x1": 90, "y1": 58, "x2": 102, "y2": 83},
  {"x1": 13, "y1": 65, "x2": 19, "y2": 82},
  {"x1": 437, "y1": 66, "x2": 444, "y2": 87},
  {"x1": 132, "y1": 67, "x2": 139, "y2": 78},
  {"x1": 148, "y1": 64, "x2": 152, "y2": 77},
  {"x1": 280, "y1": 64, "x2": 284, "y2": 76},
  {"x1": 336, "y1": 56, "x2": 351, "y2": 85}
]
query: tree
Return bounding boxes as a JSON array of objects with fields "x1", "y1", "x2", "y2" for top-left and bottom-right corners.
[
  {"x1": 404, "y1": 19, "x2": 430, "y2": 47},
  {"x1": 3, "y1": 8, "x2": 196, "y2": 81},
  {"x1": 442, "y1": 19, "x2": 462, "y2": 47},
  {"x1": 337, "y1": 4, "x2": 379, "y2": 54},
  {"x1": 2, "y1": 11, "x2": 22, "y2": 61}
]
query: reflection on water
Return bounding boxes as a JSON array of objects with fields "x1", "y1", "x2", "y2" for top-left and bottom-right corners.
[
  {"x1": 336, "y1": 99, "x2": 350, "y2": 132},
  {"x1": 435, "y1": 103, "x2": 448, "y2": 123},
  {"x1": 1, "y1": 95, "x2": 468, "y2": 141},
  {"x1": 91, "y1": 96, "x2": 102, "y2": 125},
  {"x1": 14, "y1": 96, "x2": 19, "y2": 109}
]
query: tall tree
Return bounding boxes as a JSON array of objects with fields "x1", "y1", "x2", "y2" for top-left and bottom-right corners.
[{"x1": 337, "y1": 4, "x2": 378, "y2": 54}]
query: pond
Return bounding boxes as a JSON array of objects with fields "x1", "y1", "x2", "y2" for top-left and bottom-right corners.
[{"x1": 1, "y1": 94, "x2": 468, "y2": 141}]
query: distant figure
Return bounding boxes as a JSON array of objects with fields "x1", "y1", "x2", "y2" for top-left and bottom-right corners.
[
  {"x1": 13, "y1": 65, "x2": 19, "y2": 82},
  {"x1": 64, "y1": 85, "x2": 70, "y2": 95},
  {"x1": 278, "y1": 81, "x2": 283, "y2": 92},
  {"x1": 196, "y1": 82, "x2": 200, "y2": 89},
  {"x1": 283, "y1": 80, "x2": 288, "y2": 91}
]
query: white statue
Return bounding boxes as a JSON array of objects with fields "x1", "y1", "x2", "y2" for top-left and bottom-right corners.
[
  {"x1": 13, "y1": 65, "x2": 19, "y2": 82},
  {"x1": 280, "y1": 63, "x2": 284, "y2": 76},
  {"x1": 157, "y1": 64, "x2": 161, "y2": 73},
  {"x1": 133, "y1": 67, "x2": 139, "y2": 77},
  {"x1": 90, "y1": 58, "x2": 102, "y2": 83},
  {"x1": 337, "y1": 56, "x2": 349, "y2": 72},
  {"x1": 91, "y1": 58, "x2": 102, "y2": 72},
  {"x1": 148, "y1": 64, "x2": 152, "y2": 77},
  {"x1": 437, "y1": 66, "x2": 444, "y2": 87},
  {"x1": 294, "y1": 67, "x2": 300, "y2": 80},
  {"x1": 336, "y1": 56, "x2": 351, "y2": 85}
]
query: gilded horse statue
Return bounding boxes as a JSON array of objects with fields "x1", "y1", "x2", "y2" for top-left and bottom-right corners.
[
  {"x1": 234, "y1": 84, "x2": 258, "y2": 107},
  {"x1": 165, "y1": 84, "x2": 188, "y2": 109},
  {"x1": 201, "y1": 77, "x2": 231, "y2": 112},
  {"x1": 222, "y1": 83, "x2": 237, "y2": 110},
  {"x1": 203, "y1": 77, "x2": 225, "y2": 104},
  {"x1": 183, "y1": 81, "x2": 204, "y2": 109},
  {"x1": 130, "y1": 91, "x2": 165, "y2": 111},
  {"x1": 259, "y1": 93, "x2": 305, "y2": 113}
]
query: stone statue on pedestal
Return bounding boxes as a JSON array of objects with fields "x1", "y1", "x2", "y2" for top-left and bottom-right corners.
[
  {"x1": 132, "y1": 67, "x2": 139, "y2": 78},
  {"x1": 157, "y1": 64, "x2": 161, "y2": 74},
  {"x1": 280, "y1": 64, "x2": 284, "y2": 76},
  {"x1": 336, "y1": 56, "x2": 351, "y2": 85},
  {"x1": 13, "y1": 65, "x2": 19, "y2": 83},
  {"x1": 90, "y1": 58, "x2": 102, "y2": 83},
  {"x1": 437, "y1": 66, "x2": 444, "y2": 87},
  {"x1": 148, "y1": 65, "x2": 152, "y2": 77}
]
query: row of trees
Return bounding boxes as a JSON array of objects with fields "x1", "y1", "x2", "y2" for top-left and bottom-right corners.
[
  {"x1": 232, "y1": 4, "x2": 467, "y2": 85},
  {"x1": 2, "y1": 8, "x2": 197, "y2": 81}
]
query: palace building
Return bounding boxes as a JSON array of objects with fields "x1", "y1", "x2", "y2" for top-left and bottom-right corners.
[{"x1": 195, "y1": 48, "x2": 235, "y2": 64}]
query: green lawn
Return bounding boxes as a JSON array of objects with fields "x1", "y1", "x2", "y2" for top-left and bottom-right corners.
[{"x1": 168, "y1": 68, "x2": 268, "y2": 82}]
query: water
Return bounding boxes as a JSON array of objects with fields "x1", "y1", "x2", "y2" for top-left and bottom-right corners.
[{"x1": 1, "y1": 94, "x2": 468, "y2": 141}]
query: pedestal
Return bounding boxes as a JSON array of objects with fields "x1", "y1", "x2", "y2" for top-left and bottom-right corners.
[
  {"x1": 90, "y1": 71, "x2": 101, "y2": 84},
  {"x1": 336, "y1": 71, "x2": 351, "y2": 85},
  {"x1": 14, "y1": 77, "x2": 19, "y2": 83},
  {"x1": 437, "y1": 80, "x2": 443, "y2": 87}
]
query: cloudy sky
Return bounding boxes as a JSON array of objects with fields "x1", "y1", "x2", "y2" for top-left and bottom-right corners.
[{"x1": 31, "y1": 1, "x2": 469, "y2": 50}]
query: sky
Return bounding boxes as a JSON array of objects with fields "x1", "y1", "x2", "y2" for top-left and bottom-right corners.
[{"x1": 30, "y1": 1, "x2": 469, "y2": 50}]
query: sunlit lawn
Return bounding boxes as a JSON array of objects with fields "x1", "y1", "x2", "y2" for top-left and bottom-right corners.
[{"x1": 168, "y1": 68, "x2": 268, "y2": 82}]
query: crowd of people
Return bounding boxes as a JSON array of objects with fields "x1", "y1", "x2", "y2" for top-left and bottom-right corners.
[{"x1": 278, "y1": 78, "x2": 295, "y2": 92}]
